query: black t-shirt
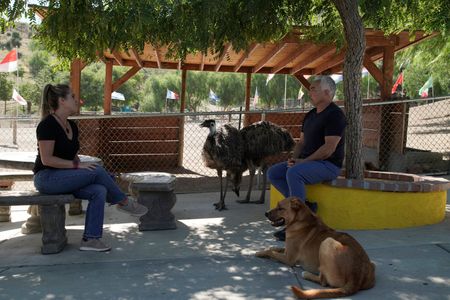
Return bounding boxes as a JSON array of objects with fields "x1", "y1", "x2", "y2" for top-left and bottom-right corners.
[
  {"x1": 33, "y1": 115, "x2": 80, "y2": 174},
  {"x1": 300, "y1": 102, "x2": 346, "y2": 168}
]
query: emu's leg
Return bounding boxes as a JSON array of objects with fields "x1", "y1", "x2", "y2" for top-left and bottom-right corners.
[
  {"x1": 236, "y1": 166, "x2": 255, "y2": 204},
  {"x1": 252, "y1": 165, "x2": 268, "y2": 204},
  {"x1": 214, "y1": 169, "x2": 227, "y2": 210}
]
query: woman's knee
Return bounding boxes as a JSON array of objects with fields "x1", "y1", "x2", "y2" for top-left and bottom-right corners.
[{"x1": 80, "y1": 184, "x2": 107, "y2": 203}]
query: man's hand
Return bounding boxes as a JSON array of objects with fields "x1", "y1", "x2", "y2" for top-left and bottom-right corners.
[{"x1": 287, "y1": 158, "x2": 304, "y2": 167}]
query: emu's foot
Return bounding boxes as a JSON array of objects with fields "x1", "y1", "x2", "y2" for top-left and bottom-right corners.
[
  {"x1": 213, "y1": 202, "x2": 227, "y2": 211},
  {"x1": 236, "y1": 199, "x2": 250, "y2": 204}
]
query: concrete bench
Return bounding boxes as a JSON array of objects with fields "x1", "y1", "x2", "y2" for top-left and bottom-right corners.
[
  {"x1": 120, "y1": 172, "x2": 177, "y2": 231},
  {"x1": 0, "y1": 191, "x2": 76, "y2": 254}
]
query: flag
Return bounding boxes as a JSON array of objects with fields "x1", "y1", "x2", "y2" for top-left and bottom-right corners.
[
  {"x1": 253, "y1": 87, "x2": 259, "y2": 106},
  {"x1": 209, "y1": 89, "x2": 220, "y2": 104},
  {"x1": 331, "y1": 74, "x2": 343, "y2": 83},
  {"x1": 419, "y1": 76, "x2": 433, "y2": 98},
  {"x1": 111, "y1": 91, "x2": 125, "y2": 100},
  {"x1": 166, "y1": 89, "x2": 179, "y2": 100},
  {"x1": 391, "y1": 73, "x2": 404, "y2": 94},
  {"x1": 297, "y1": 87, "x2": 304, "y2": 100},
  {"x1": 12, "y1": 89, "x2": 27, "y2": 105},
  {"x1": 266, "y1": 74, "x2": 275, "y2": 85},
  {"x1": 0, "y1": 49, "x2": 18, "y2": 73}
]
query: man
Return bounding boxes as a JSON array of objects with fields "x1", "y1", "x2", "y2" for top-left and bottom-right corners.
[{"x1": 267, "y1": 76, "x2": 346, "y2": 241}]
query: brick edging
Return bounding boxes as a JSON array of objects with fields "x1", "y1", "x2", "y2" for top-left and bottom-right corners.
[{"x1": 325, "y1": 171, "x2": 450, "y2": 192}]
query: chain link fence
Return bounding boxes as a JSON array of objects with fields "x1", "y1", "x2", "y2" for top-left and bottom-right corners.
[{"x1": 0, "y1": 97, "x2": 448, "y2": 183}]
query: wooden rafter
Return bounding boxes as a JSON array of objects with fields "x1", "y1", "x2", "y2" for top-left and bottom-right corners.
[
  {"x1": 154, "y1": 48, "x2": 162, "y2": 69},
  {"x1": 112, "y1": 66, "x2": 141, "y2": 91},
  {"x1": 253, "y1": 42, "x2": 288, "y2": 73},
  {"x1": 112, "y1": 51, "x2": 124, "y2": 66},
  {"x1": 178, "y1": 60, "x2": 182, "y2": 70},
  {"x1": 200, "y1": 53, "x2": 205, "y2": 71},
  {"x1": 366, "y1": 35, "x2": 398, "y2": 47},
  {"x1": 131, "y1": 48, "x2": 144, "y2": 68},
  {"x1": 313, "y1": 50, "x2": 346, "y2": 74},
  {"x1": 294, "y1": 74, "x2": 311, "y2": 90},
  {"x1": 290, "y1": 46, "x2": 335, "y2": 75},
  {"x1": 234, "y1": 43, "x2": 259, "y2": 72},
  {"x1": 215, "y1": 43, "x2": 232, "y2": 72},
  {"x1": 271, "y1": 44, "x2": 313, "y2": 74}
]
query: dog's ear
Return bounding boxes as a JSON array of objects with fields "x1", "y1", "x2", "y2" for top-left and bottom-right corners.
[{"x1": 290, "y1": 198, "x2": 301, "y2": 211}]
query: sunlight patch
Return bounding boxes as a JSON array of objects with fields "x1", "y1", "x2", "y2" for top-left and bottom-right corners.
[{"x1": 428, "y1": 276, "x2": 450, "y2": 286}]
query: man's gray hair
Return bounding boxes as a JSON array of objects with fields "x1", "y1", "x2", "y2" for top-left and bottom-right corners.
[{"x1": 314, "y1": 76, "x2": 337, "y2": 98}]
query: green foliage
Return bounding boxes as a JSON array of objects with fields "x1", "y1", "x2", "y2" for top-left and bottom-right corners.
[{"x1": 0, "y1": 73, "x2": 13, "y2": 101}]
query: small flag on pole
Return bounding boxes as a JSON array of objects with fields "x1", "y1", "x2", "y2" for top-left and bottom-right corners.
[
  {"x1": 12, "y1": 89, "x2": 27, "y2": 105},
  {"x1": 266, "y1": 74, "x2": 275, "y2": 85},
  {"x1": 419, "y1": 76, "x2": 433, "y2": 98},
  {"x1": 297, "y1": 87, "x2": 304, "y2": 100},
  {"x1": 0, "y1": 49, "x2": 18, "y2": 73},
  {"x1": 209, "y1": 89, "x2": 220, "y2": 104},
  {"x1": 253, "y1": 87, "x2": 259, "y2": 107},
  {"x1": 391, "y1": 73, "x2": 404, "y2": 94},
  {"x1": 166, "y1": 89, "x2": 179, "y2": 100}
]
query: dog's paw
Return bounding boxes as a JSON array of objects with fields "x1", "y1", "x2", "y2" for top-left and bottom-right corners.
[
  {"x1": 270, "y1": 247, "x2": 285, "y2": 253},
  {"x1": 255, "y1": 250, "x2": 270, "y2": 258}
]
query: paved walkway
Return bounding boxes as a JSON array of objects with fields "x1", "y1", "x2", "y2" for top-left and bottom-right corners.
[{"x1": 0, "y1": 189, "x2": 449, "y2": 300}]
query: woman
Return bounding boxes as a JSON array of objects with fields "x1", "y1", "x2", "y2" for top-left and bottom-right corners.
[{"x1": 33, "y1": 84, "x2": 148, "y2": 252}]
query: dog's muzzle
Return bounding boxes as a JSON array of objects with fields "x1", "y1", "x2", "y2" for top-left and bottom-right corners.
[{"x1": 265, "y1": 212, "x2": 285, "y2": 227}]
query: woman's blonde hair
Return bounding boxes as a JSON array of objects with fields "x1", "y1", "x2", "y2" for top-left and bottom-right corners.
[{"x1": 41, "y1": 84, "x2": 71, "y2": 118}]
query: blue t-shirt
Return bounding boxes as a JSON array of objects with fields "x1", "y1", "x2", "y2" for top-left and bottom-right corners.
[{"x1": 300, "y1": 102, "x2": 346, "y2": 168}]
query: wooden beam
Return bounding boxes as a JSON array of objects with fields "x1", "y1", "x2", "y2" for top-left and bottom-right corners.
[
  {"x1": 290, "y1": 45, "x2": 335, "y2": 74},
  {"x1": 70, "y1": 59, "x2": 82, "y2": 114},
  {"x1": 154, "y1": 48, "x2": 162, "y2": 69},
  {"x1": 381, "y1": 46, "x2": 395, "y2": 99},
  {"x1": 200, "y1": 53, "x2": 205, "y2": 71},
  {"x1": 363, "y1": 55, "x2": 383, "y2": 86},
  {"x1": 112, "y1": 51, "x2": 124, "y2": 66},
  {"x1": 80, "y1": 61, "x2": 87, "y2": 71},
  {"x1": 253, "y1": 42, "x2": 287, "y2": 73},
  {"x1": 234, "y1": 43, "x2": 259, "y2": 72},
  {"x1": 294, "y1": 74, "x2": 311, "y2": 91},
  {"x1": 215, "y1": 43, "x2": 232, "y2": 72},
  {"x1": 271, "y1": 44, "x2": 313, "y2": 74},
  {"x1": 366, "y1": 35, "x2": 398, "y2": 47},
  {"x1": 103, "y1": 60, "x2": 113, "y2": 115},
  {"x1": 112, "y1": 66, "x2": 141, "y2": 91},
  {"x1": 313, "y1": 50, "x2": 346, "y2": 74},
  {"x1": 131, "y1": 48, "x2": 143, "y2": 68}
]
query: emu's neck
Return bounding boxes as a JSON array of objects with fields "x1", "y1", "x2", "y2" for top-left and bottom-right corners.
[{"x1": 208, "y1": 126, "x2": 216, "y2": 137}]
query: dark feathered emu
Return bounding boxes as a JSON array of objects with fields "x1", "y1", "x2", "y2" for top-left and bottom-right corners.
[
  {"x1": 237, "y1": 121, "x2": 295, "y2": 204},
  {"x1": 200, "y1": 119, "x2": 246, "y2": 210}
]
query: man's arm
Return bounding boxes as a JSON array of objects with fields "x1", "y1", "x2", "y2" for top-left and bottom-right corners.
[
  {"x1": 291, "y1": 133, "x2": 304, "y2": 159},
  {"x1": 292, "y1": 135, "x2": 341, "y2": 164}
]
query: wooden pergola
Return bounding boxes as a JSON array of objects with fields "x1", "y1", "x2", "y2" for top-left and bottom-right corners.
[{"x1": 66, "y1": 29, "x2": 435, "y2": 115}]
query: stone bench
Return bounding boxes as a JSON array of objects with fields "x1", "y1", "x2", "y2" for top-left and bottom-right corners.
[
  {"x1": 120, "y1": 172, "x2": 177, "y2": 231},
  {"x1": 0, "y1": 191, "x2": 77, "y2": 254}
]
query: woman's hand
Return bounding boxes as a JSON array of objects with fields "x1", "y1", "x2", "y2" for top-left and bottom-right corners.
[{"x1": 78, "y1": 162, "x2": 98, "y2": 170}]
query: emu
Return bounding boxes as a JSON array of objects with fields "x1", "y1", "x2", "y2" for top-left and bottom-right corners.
[
  {"x1": 237, "y1": 121, "x2": 295, "y2": 204},
  {"x1": 200, "y1": 119, "x2": 246, "y2": 211}
]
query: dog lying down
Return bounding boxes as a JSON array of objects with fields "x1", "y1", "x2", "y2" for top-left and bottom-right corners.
[{"x1": 256, "y1": 197, "x2": 375, "y2": 299}]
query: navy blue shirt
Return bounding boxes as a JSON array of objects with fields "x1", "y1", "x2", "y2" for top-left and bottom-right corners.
[
  {"x1": 33, "y1": 115, "x2": 79, "y2": 174},
  {"x1": 300, "y1": 102, "x2": 346, "y2": 168}
]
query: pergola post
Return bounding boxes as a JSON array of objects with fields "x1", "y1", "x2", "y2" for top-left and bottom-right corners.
[
  {"x1": 244, "y1": 73, "x2": 251, "y2": 126},
  {"x1": 178, "y1": 69, "x2": 187, "y2": 167},
  {"x1": 103, "y1": 60, "x2": 113, "y2": 115},
  {"x1": 70, "y1": 59, "x2": 82, "y2": 114}
]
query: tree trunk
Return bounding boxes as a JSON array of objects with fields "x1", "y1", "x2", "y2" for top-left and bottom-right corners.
[{"x1": 332, "y1": 0, "x2": 365, "y2": 179}]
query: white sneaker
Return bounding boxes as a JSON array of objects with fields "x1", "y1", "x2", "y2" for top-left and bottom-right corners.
[
  {"x1": 116, "y1": 197, "x2": 148, "y2": 217},
  {"x1": 79, "y1": 238, "x2": 111, "y2": 252}
]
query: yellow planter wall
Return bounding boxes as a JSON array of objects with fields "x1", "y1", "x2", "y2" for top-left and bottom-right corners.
[{"x1": 270, "y1": 184, "x2": 446, "y2": 230}]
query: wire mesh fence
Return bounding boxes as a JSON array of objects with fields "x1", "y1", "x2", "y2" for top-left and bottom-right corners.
[{"x1": 0, "y1": 97, "x2": 448, "y2": 180}]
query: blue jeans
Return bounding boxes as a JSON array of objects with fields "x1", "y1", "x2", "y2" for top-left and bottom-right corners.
[
  {"x1": 34, "y1": 166, "x2": 126, "y2": 239},
  {"x1": 267, "y1": 160, "x2": 341, "y2": 201}
]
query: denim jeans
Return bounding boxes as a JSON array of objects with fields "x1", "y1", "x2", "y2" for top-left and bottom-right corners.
[
  {"x1": 267, "y1": 160, "x2": 341, "y2": 202},
  {"x1": 34, "y1": 166, "x2": 126, "y2": 239}
]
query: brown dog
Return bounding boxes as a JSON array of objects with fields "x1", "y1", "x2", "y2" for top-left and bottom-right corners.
[{"x1": 256, "y1": 197, "x2": 375, "y2": 299}]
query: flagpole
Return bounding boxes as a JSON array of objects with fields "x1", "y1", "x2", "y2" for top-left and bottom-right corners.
[
  {"x1": 283, "y1": 75, "x2": 287, "y2": 109},
  {"x1": 13, "y1": 47, "x2": 18, "y2": 145}
]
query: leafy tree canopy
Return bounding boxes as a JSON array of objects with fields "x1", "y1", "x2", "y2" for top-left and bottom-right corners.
[{"x1": 1, "y1": 1, "x2": 448, "y2": 62}]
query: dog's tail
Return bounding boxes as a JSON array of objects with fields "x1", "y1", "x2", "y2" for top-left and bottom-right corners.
[{"x1": 291, "y1": 283, "x2": 357, "y2": 299}]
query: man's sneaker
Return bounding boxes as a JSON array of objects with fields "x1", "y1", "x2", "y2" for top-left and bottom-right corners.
[
  {"x1": 273, "y1": 228, "x2": 286, "y2": 241},
  {"x1": 79, "y1": 238, "x2": 111, "y2": 252},
  {"x1": 116, "y1": 197, "x2": 148, "y2": 217}
]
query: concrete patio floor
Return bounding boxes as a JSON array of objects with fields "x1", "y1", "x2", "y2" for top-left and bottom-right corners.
[{"x1": 0, "y1": 187, "x2": 449, "y2": 300}]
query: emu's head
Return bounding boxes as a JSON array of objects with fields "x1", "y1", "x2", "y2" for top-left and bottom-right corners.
[{"x1": 200, "y1": 119, "x2": 216, "y2": 136}]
